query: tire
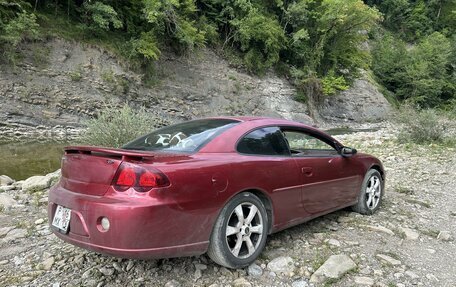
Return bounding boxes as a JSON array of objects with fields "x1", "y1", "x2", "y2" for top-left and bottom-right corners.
[
  {"x1": 352, "y1": 169, "x2": 384, "y2": 215},
  {"x1": 207, "y1": 192, "x2": 268, "y2": 268}
]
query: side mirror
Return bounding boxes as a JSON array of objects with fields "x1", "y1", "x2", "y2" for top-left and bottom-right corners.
[{"x1": 341, "y1": 146, "x2": 357, "y2": 157}]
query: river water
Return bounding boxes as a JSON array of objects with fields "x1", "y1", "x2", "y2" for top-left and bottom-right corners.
[{"x1": 0, "y1": 140, "x2": 70, "y2": 180}]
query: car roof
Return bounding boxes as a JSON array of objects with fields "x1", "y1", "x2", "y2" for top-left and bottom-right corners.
[{"x1": 206, "y1": 116, "x2": 312, "y2": 127}]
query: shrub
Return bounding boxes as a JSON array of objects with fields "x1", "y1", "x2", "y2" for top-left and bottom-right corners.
[
  {"x1": 396, "y1": 106, "x2": 445, "y2": 144},
  {"x1": 81, "y1": 104, "x2": 158, "y2": 148}
]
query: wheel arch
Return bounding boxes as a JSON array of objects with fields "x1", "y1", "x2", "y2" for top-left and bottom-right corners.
[
  {"x1": 211, "y1": 188, "x2": 275, "y2": 237},
  {"x1": 370, "y1": 164, "x2": 385, "y2": 181}
]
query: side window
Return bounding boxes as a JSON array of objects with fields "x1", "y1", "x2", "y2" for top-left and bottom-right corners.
[
  {"x1": 283, "y1": 130, "x2": 337, "y2": 156},
  {"x1": 237, "y1": 127, "x2": 289, "y2": 156}
]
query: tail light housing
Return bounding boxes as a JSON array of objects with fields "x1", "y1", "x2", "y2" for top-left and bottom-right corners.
[{"x1": 112, "y1": 162, "x2": 170, "y2": 192}]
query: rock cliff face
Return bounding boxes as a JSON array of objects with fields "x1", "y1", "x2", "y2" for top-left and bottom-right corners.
[
  {"x1": 0, "y1": 38, "x2": 390, "y2": 130},
  {"x1": 320, "y1": 71, "x2": 392, "y2": 123}
]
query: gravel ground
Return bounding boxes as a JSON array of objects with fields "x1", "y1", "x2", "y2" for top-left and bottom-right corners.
[{"x1": 0, "y1": 123, "x2": 455, "y2": 287}]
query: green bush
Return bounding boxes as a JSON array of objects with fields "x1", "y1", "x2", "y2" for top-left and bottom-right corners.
[
  {"x1": 81, "y1": 104, "x2": 158, "y2": 148},
  {"x1": 321, "y1": 72, "x2": 349, "y2": 96},
  {"x1": 396, "y1": 106, "x2": 446, "y2": 144},
  {"x1": 0, "y1": 9, "x2": 39, "y2": 64},
  {"x1": 372, "y1": 32, "x2": 455, "y2": 108}
]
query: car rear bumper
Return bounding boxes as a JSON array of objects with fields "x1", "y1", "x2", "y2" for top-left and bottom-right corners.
[
  {"x1": 48, "y1": 185, "x2": 211, "y2": 259},
  {"x1": 51, "y1": 229, "x2": 208, "y2": 259}
]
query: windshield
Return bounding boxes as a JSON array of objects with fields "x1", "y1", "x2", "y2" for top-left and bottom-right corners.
[{"x1": 123, "y1": 119, "x2": 239, "y2": 153}]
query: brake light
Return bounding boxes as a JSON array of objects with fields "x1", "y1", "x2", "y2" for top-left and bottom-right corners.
[
  {"x1": 113, "y1": 163, "x2": 169, "y2": 192},
  {"x1": 116, "y1": 168, "x2": 135, "y2": 186}
]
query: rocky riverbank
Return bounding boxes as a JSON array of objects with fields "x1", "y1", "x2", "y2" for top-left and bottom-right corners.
[{"x1": 0, "y1": 124, "x2": 455, "y2": 287}]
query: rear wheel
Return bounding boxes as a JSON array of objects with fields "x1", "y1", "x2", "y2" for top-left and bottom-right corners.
[
  {"x1": 207, "y1": 192, "x2": 268, "y2": 268},
  {"x1": 352, "y1": 169, "x2": 383, "y2": 215}
]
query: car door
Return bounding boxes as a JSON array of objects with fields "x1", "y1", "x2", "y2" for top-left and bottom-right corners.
[
  {"x1": 282, "y1": 129, "x2": 360, "y2": 215},
  {"x1": 234, "y1": 126, "x2": 306, "y2": 227}
]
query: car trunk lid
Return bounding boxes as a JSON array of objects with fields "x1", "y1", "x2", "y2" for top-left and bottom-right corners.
[{"x1": 60, "y1": 146, "x2": 157, "y2": 196}]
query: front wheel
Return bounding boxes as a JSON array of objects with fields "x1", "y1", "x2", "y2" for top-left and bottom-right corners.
[
  {"x1": 207, "y1": 192, "x2": 268, "y2": 268},
  {"x1": 352, "y1": 169, "x2": 384, "y2": 215}
]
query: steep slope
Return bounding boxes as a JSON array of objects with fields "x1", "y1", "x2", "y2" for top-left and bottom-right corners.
[{"x1": 0, "y1": 38, "x2": 391, "y2": 132}]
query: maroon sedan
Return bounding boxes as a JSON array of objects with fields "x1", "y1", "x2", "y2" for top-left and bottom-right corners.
[{"x1": 48, "y1": 117, "x2": 384, "y2": 268}]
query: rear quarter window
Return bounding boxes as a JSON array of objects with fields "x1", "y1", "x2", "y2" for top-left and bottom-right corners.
[{"x1": 237, "y1": 127, "x2": 289, "y2": 156}]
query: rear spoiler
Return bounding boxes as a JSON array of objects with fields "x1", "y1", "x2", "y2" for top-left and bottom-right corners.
[{"x1": 64, "y1": 146, "x2": 156, "y2": 160}]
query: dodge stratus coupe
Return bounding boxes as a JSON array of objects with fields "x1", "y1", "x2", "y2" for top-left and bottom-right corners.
[{"x1": 48, "y1": 117, "x2": 384, "y2": 268}]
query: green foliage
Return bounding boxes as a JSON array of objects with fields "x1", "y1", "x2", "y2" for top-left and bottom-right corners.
[
  {"x1": 396, "y1": 106, "x2": 446, "y2": 144},
  {"x1": 143, "y1": 0, "x2": 205, "y2": 53},
  {"x1": 365, "y1": 0, "x2": 456, "y2": 41},
  {"x1": 372, "y1": 32, "x2": 455, "y2": 108},
  {"x1": 81, "y1": 104, "x2": 157, "y2": 148},
  {"x1": 82, "y1": 1, "x2": 123, "y2": 33},
  {"x1": 0, "y1": 6, "x2": 39, "y2": 64},
  {"x1": 234, "y1": 10, "x2": 285, "y2": 73},
  {"x1": 321, "y1": 72, "x2": 349, "y2": 96},
  {"x1": 283, "y1": 0, "x2": 380, "y2": 99},
  {"x1": 129, "y1": 31, "x2": 161, "y2": 61}
]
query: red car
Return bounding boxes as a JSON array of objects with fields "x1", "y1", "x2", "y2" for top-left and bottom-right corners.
[{"x1": 48, "y1": 117, "x2": 384, "y2": 268}]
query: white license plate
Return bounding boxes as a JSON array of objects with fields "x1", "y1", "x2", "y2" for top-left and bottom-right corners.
[{"x1": 52, "y1": 205, "x2": 71, "y2": 233}]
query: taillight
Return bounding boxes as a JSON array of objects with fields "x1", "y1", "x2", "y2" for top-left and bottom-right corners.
[{"x1": 113, "y1": 163, "x2": 169, "y2": 192}]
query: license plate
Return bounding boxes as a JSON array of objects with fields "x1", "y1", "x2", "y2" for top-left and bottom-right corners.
[{"x1": 52, "y1": 205, "x2": 71, "y2": 233}]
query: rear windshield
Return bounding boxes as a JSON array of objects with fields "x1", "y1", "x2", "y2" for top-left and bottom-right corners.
[{"x1": 123, "y1": 119, "x2": 239, "y2": 153}]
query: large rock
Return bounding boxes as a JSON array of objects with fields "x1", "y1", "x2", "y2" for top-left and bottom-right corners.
[
  {"x1": 320, "y1": 70, "x2": 391, "y2": 123},
  {"x1": 22, "y1": 176, "x2": 52, "y2": 192},
  {"x1": 0, "y1": 194, "x2": 17, "y2": 210},
  {"x1": 310, "y1": 254, "x2": 357, "y2": 283},
  {"x1": 0, "y1": 175, "x2": 14, "y2": 186},
  {"x1": 22, "y1": 169, "x2": 61, "y2": 192}
]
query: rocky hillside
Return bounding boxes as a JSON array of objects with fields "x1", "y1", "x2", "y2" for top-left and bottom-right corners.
[
  {"x1": 0, "y1": 125, "x2": 454, "y2": 287},
  {"x1": 0, "y1": 38, "x2": 391, "y2": 137}
]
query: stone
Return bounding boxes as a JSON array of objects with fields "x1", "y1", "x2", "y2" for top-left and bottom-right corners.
[
  {"x1": 195, "y1": 263, "x2": 207, "y2": 271},
  {"x1": 194, "y1": 269, "x2": 202, "y2": 280},
  {"x1": 164, "y1": 280, "x2": 181, "y2": 287},
  {"x1": 1, "y1": 228, "x2": 27, "y2": 242},
  {"x1": 35, "y1": 218, "x2": 45, "y2": 225},
  {"x1": 99, "y1": 267, "x2": 114, "y2": 276},
  {"x1": 327, "y1": 239, "x2": 341, "y2": 247},
  {"x1": 364, "y1": 225, "x2": 395, "y2": 236},
  {"x1": 232, "y1": 278, "x2": 252, "y2": 287},
  {"x1": 437, "y1": 231, "x2": 453, "y2": 241},
  {"x1": 354, "y1": 276, "x2": 375, "y2": 286},
  {"x1": 40, "y1": 257, "x2": 55, "y2": 271},
  {"x1": 405, "y1": 271, "x2": 419, "y2": 279},
  {"x1": 0, "y1": 194, "x2": 17, "y2": 210},
  {"x1": 399, "y1": 227, "x2": 419, "y2": 240},
  {"x1": 310, "y1": 254, "x2": 357, "y2": 283},
  {"x1": 376, "y1": 254, "x2": 401, "y2": 266},
  {"x1": 0, "y1": 175, "x2": 14, "y2": 186},
  {"x1": 267, "y1": 256, "x2": 295, "y2": 273},
  {"x1": 22, "y1": 176, "x2": 52, "y2": 192},
  {"x1": 247, "y1": 263, "x2": 263, "y2": 277},
  {"x1": 0, "y1": 185, "x2": 15, "y2": 192},
  {"x1": 112, "y1": 262, "x2": 123, "y2": 273},
  {"x1": 291, "y1": 279, "x2": 310, "y2": 287},
  {"x1": 46, "y1": 169, "x2": 61, "y2": 186}
]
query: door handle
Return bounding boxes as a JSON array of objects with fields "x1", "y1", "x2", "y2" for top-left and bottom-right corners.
[{"x1": 301, "y1": 167, "x2": 313, "y2": 177}]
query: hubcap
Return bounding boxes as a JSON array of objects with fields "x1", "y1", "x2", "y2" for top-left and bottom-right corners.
[
  {"x1": 226, "y1": 203, "x2": 263, "y2": 259},
  {"x1": 365, "y1": 175, "x2": 381, "y2": 210}
]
